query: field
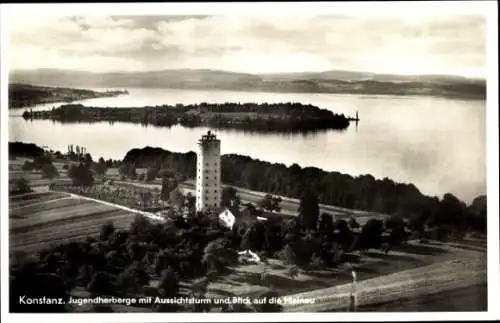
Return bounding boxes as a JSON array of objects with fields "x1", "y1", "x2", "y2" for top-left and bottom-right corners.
[
  {"x1": 9, "y1": 191, "x2": 139, "y2": 253},
  {"x1": 203, "y1": 238, "x2": 486, "y2": 303}
]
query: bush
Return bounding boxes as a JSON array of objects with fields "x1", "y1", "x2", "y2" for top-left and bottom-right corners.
[
  {"x1": 22, "y1": 161, "x2": 35, "y2": 172},
  {"x1": 68, "y1": 164, "x2": 94, "y2": 186},
  {"x1": 11, "y1": 178, "x2": 32, "y2": 195},
  {"x1": 41, "y1": 163, "x2": 59, "y2": 179}
]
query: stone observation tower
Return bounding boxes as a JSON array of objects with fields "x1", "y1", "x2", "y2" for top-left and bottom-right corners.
[{"x1": 196, "y1": 130, "x2": 221, "y2": 212}]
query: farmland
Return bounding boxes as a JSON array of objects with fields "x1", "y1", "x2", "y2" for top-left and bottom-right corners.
[
  {"x1": 9, "y1": 191, "x2": 139, "y2": 254},
  {"x1": 7, "y1": 155, "x2": 487, "y2": 312}
]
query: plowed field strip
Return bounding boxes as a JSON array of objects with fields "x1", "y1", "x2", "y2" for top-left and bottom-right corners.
[
  {"x1": 11, "y1": 211, "x2": 135, "y2": 247},
  {"x1": 9, "y1": 198, "x2": 92, "y2": 218},
  {"x1": 11, "y1": 206, "x2": 128, "y2": 233},
  {"x1": 9, "y1": 192, "x2": 69, "y2": 207}
]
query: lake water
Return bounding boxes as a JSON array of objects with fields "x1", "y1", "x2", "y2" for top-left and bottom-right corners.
[{"x1": 8, "y1": 88, "x2": 486, "y2": 203}]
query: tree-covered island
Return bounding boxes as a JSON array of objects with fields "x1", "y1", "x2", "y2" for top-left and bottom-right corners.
[{"x1": 22, "y1": 102, "x2": 352, "y2": 132}]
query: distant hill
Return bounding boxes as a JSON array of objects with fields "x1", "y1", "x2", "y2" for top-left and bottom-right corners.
[{"x1": 9, "y1": 68, "x2": 486, "y2": 100}]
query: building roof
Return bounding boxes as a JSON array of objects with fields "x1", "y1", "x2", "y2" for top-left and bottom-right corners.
[{"x1": 216, "y1": 206, "x2": 261, "y2": 229}]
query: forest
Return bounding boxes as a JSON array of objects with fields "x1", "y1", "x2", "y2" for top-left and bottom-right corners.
[{"x1": 121, "y1": 145, "x2": 486, "y2": 235}]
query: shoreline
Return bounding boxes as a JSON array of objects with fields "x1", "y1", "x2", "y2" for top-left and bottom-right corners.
[{"x1": 8, "y1": 84, "x2": 128, "y2": 109}]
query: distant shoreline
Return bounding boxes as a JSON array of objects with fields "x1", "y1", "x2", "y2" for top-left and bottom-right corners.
[
  {"x1": 9, "y1": 68, "x2": 486, "y2": 101},
  {"x1": 8, "y1": 84, "x2": 128, "y2": 109},
  {"x1": 9, "y1": 82, "x2": 485, "y2": 102}
]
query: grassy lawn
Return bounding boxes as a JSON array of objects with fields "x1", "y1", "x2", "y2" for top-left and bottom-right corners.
[{"x1": 205, "y1": 238, "x2": 486, "y2": 299}]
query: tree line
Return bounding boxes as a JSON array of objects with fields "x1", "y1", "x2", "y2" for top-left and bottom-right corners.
[{"x1": 122, "y1": 146, "x2": 486, "y2": 236}]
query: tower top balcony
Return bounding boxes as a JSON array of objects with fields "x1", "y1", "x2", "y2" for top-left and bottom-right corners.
[{"x1": 198, "y1": 130, "x2": 219, "y2": 145}]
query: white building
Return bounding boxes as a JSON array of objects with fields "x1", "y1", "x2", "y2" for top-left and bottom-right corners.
[
  {"x1": 218, "y1": 208, "x2": 236, "y2": 229},
  {"x1": 195, "y1": 130, "x2": 221, "y2": 211}
]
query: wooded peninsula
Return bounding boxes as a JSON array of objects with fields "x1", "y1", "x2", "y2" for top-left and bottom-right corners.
[
  {"x1": 9, "y1": 84, "x2": 128, "y2": 109},
  {"x1": 22, "y1": 102, "x2": 352, "y2": 132}
]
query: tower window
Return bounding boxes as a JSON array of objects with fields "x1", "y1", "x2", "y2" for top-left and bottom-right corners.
[{"x1": 205, "y1": 176, "x2": 208, "y2": 180}]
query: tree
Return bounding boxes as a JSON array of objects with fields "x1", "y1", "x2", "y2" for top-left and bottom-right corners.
[
  {"x1": 146, "y1": 168, "x2": 159, "y2": 182},
  {"x1": 93, "y1": 157, "x2": 107, "y2": 176},
  {"x1": 154, "y1": 267, "x2": 180, "y2": 312},
  {"x1": 287, "y1": 265, "x2": 299, "y2": 280},
  {"x1": 356, "y1": 219, "x2": 384, "y2": 251},
  {"x1": 277, "y1": 244, "x2": 296, "y2": 266},
  {"x1": 157, "y1": 267, "x2": 179, "y2": 297},
  {"x1": 116, "y1": 261, "x2": 150, "y2": 296},
  {"x1": 240, "y1": 222, "x2": 268, "y2": 251},
  {"x1": 99, "y1": 222, "x2": 115, "y2": 241},
  {"x1": 169, "y1": 188, "x2": 185, "y2": 208},
  {"x1": 87, "y1": 271, "x2": 115, "y2": 296},
  {"x1": 467, "y1": 195, "x2": 487, "y2": 233},
  {"x1": 129, "y1": 214, "x2": 151, "y2": 237},
  {"x1": 119, "y1": 163, "x2": 137, "y2": 179},
  {"x1": 428, "y1": 193, "x2": 468, "y2": 236},
  {"x1": 221, "y1": 186, "x2": 241, "y2": 210},
  {"x1": 317, "y1": 212, "x2": 334, "y2": 235},
  {"x1": 185, "y1": 192, "x2": 196, "y2": 210},
  {"x1": 41, "y1": 163, "x2": 59, "y2": 179},
  {"x1": 116, "y1": 269, "x2": 139, "y2": 296},
  {"x1": 385, "y1": 216, "x2": 407, "y2": 247},
  {"x1": 83, "y1": 153, "x2": 94, "y2": 169},
  {"x1": 33, "y1": 154, "x2": 52, "y2": 169},
  {"x1": 140, "y1": 191, "x2": 153, "y2": 209},
  {"x1": 68, "y1": 163, "x2": 94, "y2": 186},
  {"x1": 22, "y1": 161, "x2": 35, "y2": 172},
  {"x1": 258, "y1": 194, "x2": 281, "y2": 212},
  {"x1": 10, "y1": 260, "x2": 69, "y2": 313},
  {"x1": 202, "y1": 238, "x2": 238, "y2": 276},
  {"x1": 11, "y1": 178, "x2": 32, "y2": 194},
  {"x1": 298, "y1": 190, "x2": 320, "y2": 230},
  {"x1": 77, "y1": 264, "x2": 93, "y2": 287},
  {"x1": 161, "y1": 177, "x2": 178, "y2": 201}
]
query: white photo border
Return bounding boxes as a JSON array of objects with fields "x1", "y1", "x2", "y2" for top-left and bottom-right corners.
[{"x1": 1, "y1": 1, "x2": 498, "y2": 322}]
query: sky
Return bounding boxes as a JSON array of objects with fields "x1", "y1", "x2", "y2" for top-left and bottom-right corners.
[{"x1": 6, "y1": 5, "x2": 488, "y2": 77}]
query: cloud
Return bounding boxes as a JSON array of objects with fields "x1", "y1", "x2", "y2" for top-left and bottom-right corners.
[{"x1": 8, "y1": 13, "x2": 486, "y2": 76}]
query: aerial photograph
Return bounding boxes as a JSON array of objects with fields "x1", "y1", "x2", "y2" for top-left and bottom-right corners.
[{"x1": 2, "y1": 1, "x2": 493, "y2": 316}]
